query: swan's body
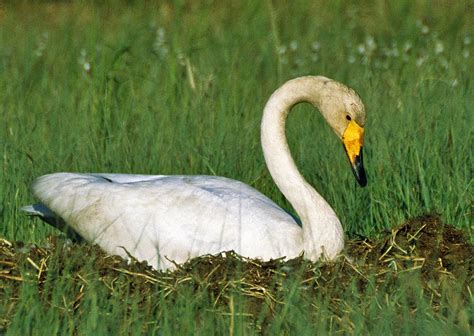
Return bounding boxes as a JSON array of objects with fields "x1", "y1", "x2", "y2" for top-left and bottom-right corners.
[{"x1": 22, "y1": 76, "x2": 367, "y2": 270}]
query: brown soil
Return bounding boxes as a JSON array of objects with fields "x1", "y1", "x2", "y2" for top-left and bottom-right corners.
[{"x1": 0, "y1": 215, "x2": 472, "y2": 331}]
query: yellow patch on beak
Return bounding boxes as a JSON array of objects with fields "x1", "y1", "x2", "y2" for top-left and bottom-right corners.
[{"x1": 342, "y1": 120, "x2": 364, "y2": 164}]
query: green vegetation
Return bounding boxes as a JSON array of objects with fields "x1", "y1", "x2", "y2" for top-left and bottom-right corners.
[{"x1": 1, "y1": 1, "x2": 472, "y2": 334}]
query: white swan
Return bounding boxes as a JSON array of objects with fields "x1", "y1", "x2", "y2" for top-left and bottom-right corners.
[{"x1": 22, "y1": 76, "x2": 367, "y2": 270}]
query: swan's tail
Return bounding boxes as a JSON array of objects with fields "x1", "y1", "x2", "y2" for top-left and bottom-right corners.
[
  {"x1": 21, "y1": 203, "x2": 57, "y2": 219},
  {"x1": 20, "y1": 204, "x2": 83, "y2": 242}
]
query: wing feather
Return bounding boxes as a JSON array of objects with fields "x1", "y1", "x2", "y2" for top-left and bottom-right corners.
[{"x1": 31, "y1": 173, "x2": 301, "y2": 269}]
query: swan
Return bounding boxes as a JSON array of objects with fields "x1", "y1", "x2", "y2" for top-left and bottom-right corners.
[{"x1": 21, "y1": 76, "x2": 367, "y2": 270}]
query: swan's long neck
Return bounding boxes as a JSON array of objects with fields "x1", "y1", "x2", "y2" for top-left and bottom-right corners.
[{"x1": 261, "y1": 76, "x2": 344, "y2": 260}]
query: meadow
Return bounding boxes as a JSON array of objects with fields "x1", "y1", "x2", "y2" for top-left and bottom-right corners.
[{"x1": 0, "y1": 1, "x2": 472, "y2": 334}]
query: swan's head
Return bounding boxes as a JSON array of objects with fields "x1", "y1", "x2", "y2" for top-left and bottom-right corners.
[{"x1": 315, "y1": 78, "x2": 367, "y2": 186}]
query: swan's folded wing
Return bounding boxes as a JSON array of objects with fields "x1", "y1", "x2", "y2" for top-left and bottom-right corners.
[{"x1": 31, "y1": 173, "x2": 301, "y2": 268}]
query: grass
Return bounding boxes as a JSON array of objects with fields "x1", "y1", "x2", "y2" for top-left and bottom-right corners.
[
  {"x1": 1, "y1": 215, "x2": 472, "y2": 334},
  {"x1": 0, "y1": 0, "x2": 472, "y2": 334}
]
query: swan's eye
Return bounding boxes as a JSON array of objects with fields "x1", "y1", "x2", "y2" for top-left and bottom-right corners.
[{"x1": 346, "y1": 115, "x2": 352, "y2": 121}]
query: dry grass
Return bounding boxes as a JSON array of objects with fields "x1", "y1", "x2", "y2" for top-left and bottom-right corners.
[{"x1": 1, "y1": 215, "x2": 472, "y2": 333}]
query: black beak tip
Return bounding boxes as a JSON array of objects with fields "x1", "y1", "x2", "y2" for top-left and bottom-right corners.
[
  {"x1": 356, "y1": 168, "x2": 367, "y2": 187},
  {"x1": 344, "y1": 144, "x2": 368, "y2": 187},
  {"x1": 352, "y1": 152, "x2": 367, "y2": 187}
]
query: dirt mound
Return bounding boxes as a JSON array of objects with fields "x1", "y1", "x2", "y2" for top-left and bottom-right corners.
[
  {"x1": 347, "y1": 215, "x2": 472, "y2": 279},
  {"x1": 171, "y1": 215, "x2": 472, "y2": 303},
  {"x1": 0, "y1": 215, "x2": 472, "y2": 330}
]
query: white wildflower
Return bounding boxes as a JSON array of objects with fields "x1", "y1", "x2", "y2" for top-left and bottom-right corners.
[
  {"x1": 78, "y1": 49, "x2": 87, "y2": 65},
  {"x1": 295, "y1": 58, "x2": 304, "y2": 67},
  {"x1": 177, "y1": 51, "x2": 186, "y2": 65},
  {"x1": 416, "y1": 56, "x2": 426, "y2": 67},
  {"x1": 290, "y1": 40, "x2": 298, "y2": 51},
  {"x1": 365, "y1": 36, "x2": 376, "y2": 52},
  {"x1": 390, "y1": 46, "x2": 399, "y2": 58},
  {"x1": 277, "y1": 45, "x2": 287, "y2": 55},
  {"x1": 311, "y1": 41, "x2": 321, "y2": 51},
  {"x1": 357, "y1": 44, "x2": 366, "y2": 55},
  {"x1": 78, "y1": 49, "x2": 92, "y2": 74},
  {"x1": 153, "y1": 27, "x2": 168, "y2": 58},
  {"x1": 403, "y1": 41, "x2": 412, "y2": 53},
  {"x1": 434, "y1": 41, "x2": 444, "y2": 54},
  {"x1": 34, "y1": 32, "x2": 49, "y2": 57}
]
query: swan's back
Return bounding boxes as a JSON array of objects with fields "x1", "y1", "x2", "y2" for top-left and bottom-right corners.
[{"x1": 30, "y1": 173, "x2": 302, "y2": 269}]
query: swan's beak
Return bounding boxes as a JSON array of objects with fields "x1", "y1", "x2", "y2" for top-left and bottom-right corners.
[{"x1": 343, "y1": 120, "x2": 367, "y2": 187}]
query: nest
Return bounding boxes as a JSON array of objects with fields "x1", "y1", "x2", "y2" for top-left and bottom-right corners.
[{"x1": 0, "y1": 215, "x2": 472, "y2": 332}]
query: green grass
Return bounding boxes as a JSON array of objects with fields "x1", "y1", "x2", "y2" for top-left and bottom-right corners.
[{"x1": 0, "y1": 0, "x2": 472, "y2": 334}]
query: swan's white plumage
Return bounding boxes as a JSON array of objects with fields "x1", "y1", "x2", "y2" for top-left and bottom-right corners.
[
  {"x1": 31, "y1": 173, "x2": 302, "y2": 270},
  {"x1": 23, "y1": 75, "x2": 367, "y2": 270}
]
